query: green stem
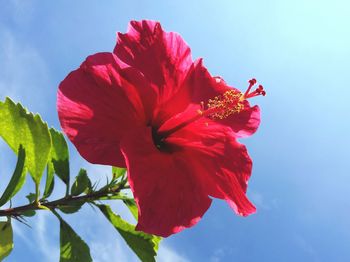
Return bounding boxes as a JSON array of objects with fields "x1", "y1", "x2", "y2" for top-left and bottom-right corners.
[{"x1": 35, "y1": 183, "x2": 40, "y2": 205}]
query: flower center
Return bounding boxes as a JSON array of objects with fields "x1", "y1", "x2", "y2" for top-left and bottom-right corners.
[{"x1": 156, "y1": 78, "x2": 265, "y2": 143}]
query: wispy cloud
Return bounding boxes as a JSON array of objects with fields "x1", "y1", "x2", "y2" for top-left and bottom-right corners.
[
  {"x1": 157, "y1": 245, "x2": 189, "y2": 262},
  {"x1": 2, "y1": 0, "x2": 35, "y2": 25},
  {"x1": 249, "y1": 190, "x2": 279, "y2": 211},
  {"x1": 12, "y1": 212, "x2": 59, "y2": 262},
  {"x1": 293, "y1": 234, "x2": 320, "y2": 262},
  {"x1": 0, "y1": 27, "x2": 51, "y2": 113}
]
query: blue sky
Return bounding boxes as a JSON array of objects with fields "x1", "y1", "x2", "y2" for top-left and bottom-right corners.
[{"x1": 0, "y1": 0, "x2": 350, "y2": 261}]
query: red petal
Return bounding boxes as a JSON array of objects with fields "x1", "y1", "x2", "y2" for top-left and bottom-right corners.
[
  {"x1": 114, "y1": 20, "x2": 192, "y2": 103},
  {"x1": 120, "y1": 126, "x2": 212, "y2": 237},
  {"x1": 220, "y1": 103, "x2": 261, "y2": 138},
  {"x1": 57, "y1": 52, "x2": 156, "y2": 166},
  {"x1": 166, "y1": 120, "x2": 256, "y2": 216}
]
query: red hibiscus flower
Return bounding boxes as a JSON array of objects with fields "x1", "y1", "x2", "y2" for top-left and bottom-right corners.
[{"x1": 57, "y1": 20, "x2": 264, "y2": 237}]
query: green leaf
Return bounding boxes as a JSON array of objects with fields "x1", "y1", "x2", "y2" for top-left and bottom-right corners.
[
  {"x1": 49, "y1": 128, "x2": 70, "y2": 190},
  {"x1": 59, "y1": 201, "x2": 84, "y2": 214},
  {"x1": 0, "y1": 145, "x2": 26, "y2": 207},
  {"x1": 97, "y1": 204, "x2": 161, "y2": 262},
  {"x1": 112, "y1": 166, "x2": 127, "y2": 180},
  {"x1": 43, "y1": 162, "x2": 55, "y2": 198},
  {"x1": 122, "y1": 198, "x2": 138, "y2": 220},
  {"x1": 0, "y1": 98, "x2": 51, "y2": 188},
  {"x1": 26, "y1": 193, "x2": 36, "y2": 203},
  {"x1": 21, "y1": 210, "x2": 36, "y2": 217},
  {"x1": 55, "y1": 213, "x2": 92, "y2": 262},
  {"x1": 0, "y1": 219, "x2": 13, "y2": 261},
  {"x1": 71, "y1": 169, "x2": 91, "y2": 196}
]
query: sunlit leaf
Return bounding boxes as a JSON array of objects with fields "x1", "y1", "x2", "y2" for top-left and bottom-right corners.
[
  {"x1": 122, "y1": 198, "x2": 138, "y2": 220},
  {"x1": 0, "y1": 98, "x2": 51, "y2": 187},
  {"x1": 49, "y1": 128, "x2": 70, "y2": 189},
  {"x1": 71, "y1": 169, "x2": 91, "y2": 196},
  {"x1": 112, "y1": 166, "x2": 126, "y2": 180},
  {"x1": 107, "y1": 193, "x2": 138, "y2": 220},
  {"x1": 55, "y1": 213, "x2": 92, "y2": 262},
  {"x1": 97, "y1": 204, "x2": 161, "y2": 262},
  {"x1": 0, "y1": 219, "x2": 13, "y2": 261},
  {"x1": 0, "y1": 145, "x2": 26, "y2": 207}
]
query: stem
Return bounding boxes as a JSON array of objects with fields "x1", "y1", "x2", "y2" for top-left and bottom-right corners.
[{"x1": 0, "y1": 184, "x2": 125, "y2": 217}]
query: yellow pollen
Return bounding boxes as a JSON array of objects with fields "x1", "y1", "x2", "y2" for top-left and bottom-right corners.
[{"x1": 207, "y1": 90, "x2": 244, "y2": 120}]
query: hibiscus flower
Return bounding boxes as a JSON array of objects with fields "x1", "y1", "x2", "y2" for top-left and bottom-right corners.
[{"x1": 57, "y1": 20, "x2": 264, "y2": 237}]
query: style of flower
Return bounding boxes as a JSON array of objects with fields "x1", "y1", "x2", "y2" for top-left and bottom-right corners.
[{"x1": 57, "y1": 20, "x2": 265, "y2": 237}]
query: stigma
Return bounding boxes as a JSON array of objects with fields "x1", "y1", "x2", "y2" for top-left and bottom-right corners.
[{"x1": 204, "y1": 78, "x2": 265, "y2": 120}]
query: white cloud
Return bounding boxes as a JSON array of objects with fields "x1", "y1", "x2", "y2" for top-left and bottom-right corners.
[
  {"x1": 249, "y1": 190, "x2": 279, "y2": 211},
  {"x1": 3, "y1": 0, "x2": 35, "y2": 25},
  {"x1": 157, "y1": 245, "x2": 189, "y2": 262},
  {"x1": 293, "y1": 234, "x2": 320, "y2": 262},
  {"x1": 90, "y1": 239, "x2": 132, "y2": 262},
  {"x1": 12, "y1": 212, "x2": 59, "y2": 262},
  {"x1": 0, "y1": 27, "x2": 51, "y2": 113},
  {"x1": 35, "y1": 212, "x2": 60, "y2": 261}
]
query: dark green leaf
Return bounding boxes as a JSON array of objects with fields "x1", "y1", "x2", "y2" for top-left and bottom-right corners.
[
  {"x1": 21, "y1": 210, "x2": 36, "y2": 217},
  {"x1": 26, "y1": 193, "x2": 36, "y2": 203},
  {"x1": 49, "y1": 128, "x2": 70, "y2": 188},
  {"x1": 59, "y1": 201, "x2": 84, "y2": 214},
  {"x1": 0, "y1": 98, "x2": 51, "y2": 187},
  {"x1": 43, "y1": 162, "x2": 55, "y2": 198},
  {"x1": 97, "y1": 204, "x2": 161, "y2": 262},
  {"x1": 0, "y1": 145, "x2": 26, "y2": 207},
  {"x1": 0, "y1": 219, "x2": 13, "y2": 260},
  {"x1": 71, "y1": 169, "x2": 91, "y2": 196},
  {"x1": 112, "y1": 166, "x2": 127, "y2": 180},
  {"x1": 55, "y1": 213, "x2": 92, "y2": 262},
  {"x1": 122, "y1": 198, "x2": 138, "y2": 220}
]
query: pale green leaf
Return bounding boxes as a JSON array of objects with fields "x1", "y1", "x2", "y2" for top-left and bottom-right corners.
[
  {"x1": 71, "y1": 169, "x2": 91, "y2": 196},
  {"x1": 112, "y1": 166, "x2": 126, "y2": 180},
  {"x1": 0, "y1": 219, "x2": 13, "y2": 261},
  {"x1": 0, "y1": 98, "x2": 51, "y2": 187},
  {"x1": 0, "y1": 145, "x2": 26, "y2": 207},
  {"x1": 97, "y1": 204, "x2": 161, "y2": 262}
]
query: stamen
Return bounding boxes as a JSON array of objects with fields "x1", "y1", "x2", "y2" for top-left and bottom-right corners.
[
  {"x1": 207, "y1": 78, "x2": 265, "y2": 119},
  {"x1": 207, "y1": 89, "x2": 244, "y2": 120}
]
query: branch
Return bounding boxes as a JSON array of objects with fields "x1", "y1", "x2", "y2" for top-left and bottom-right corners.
[{"x1": 0, "y1": 184, "x2": 127, "y2": 217}]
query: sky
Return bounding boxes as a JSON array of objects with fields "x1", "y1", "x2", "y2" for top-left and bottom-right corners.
[{"x1": 0, "y1": 0, "x2": 350, "y2": 261}]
